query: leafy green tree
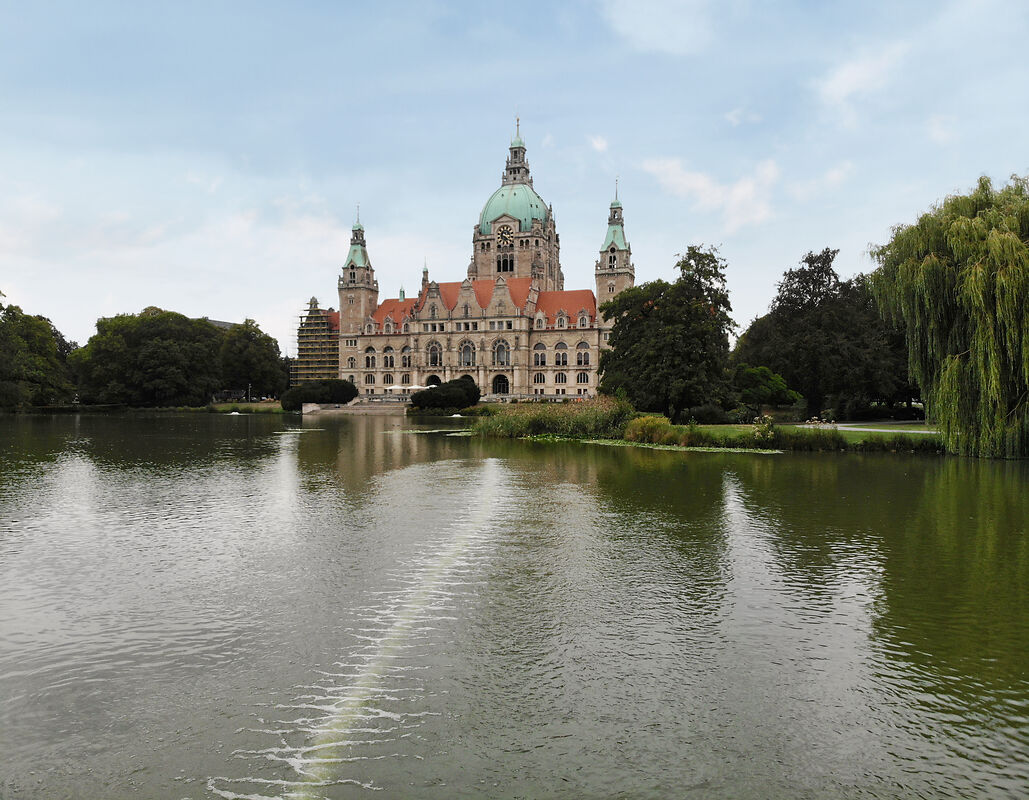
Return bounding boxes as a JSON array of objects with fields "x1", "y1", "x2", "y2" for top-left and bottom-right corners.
[
  {"x1": 871, "y1": 175, "x2": 1029, "y2": 457},
  {"x1": 599, "y1": 245, "x2": 734, "y2": 422},
  {"x1": 219, "y1": 319, "x2": 287, "y2": 397},
  {"x1": 410, "y1": 376, "x2": 480, "y2": 410},
  {"x1": 0, "y1": 292, "x2": 75, "y2": 408},
  {"x1": 733, "y1": 363, "x2": 801, "y2": 418},
  {"x1": 70, "y1": 307, "x2": 224, "y2": 406},
  {"x1": 734, "y1": 249, "x2": 913, "y2": 418}
]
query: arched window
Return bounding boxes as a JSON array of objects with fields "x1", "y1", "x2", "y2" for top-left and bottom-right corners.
[
  {"x1": 365, "y1": 324, "x2": 374, "y2": 334},
  {"x1": 609, "y1": 247, "x2": 616, "y2": 267},
  {"x1": 463, "y1": 303, "x2": 470, "y2": 318},
  {"x1": 350, "y1": 270, "x2": 356, "y2": 281},
  {"x1": 383, "y1": 347, "x2": 395, "y2": 368},
  {"x1": 492, "y1": 339, "x2": 510, "y2": 367},
  {"x1": 459, "y1": 341, "x2": 476, "y2": 367},
  {"x1": 401, "y1": 374, "x2": 411, "y2": 385},
  {"x1": 347, "y1": 356, "x2": 356, "y2": 369},
  {"x1": 554, "y1": 342, "x2": 568, "y2": 366},
  {"x1": 364, "y1": 374, "x2": 375, "y2": 385},
  {"x1": 608, "y1": 282, "x2": 615, "y2": 294},
  {"x1": 430, "y1": 304, "x2": 437, "y2": 319},
  {"x1": 401, "y1": 346, "x2": 412, "y2": 368},
  {"x1": 577, "y1": 372, "x2": 589, "y2": 384},
  {"x1": 579, "y1": 315, "x2": 588, "y2": 328},
  {"x1": 533, "y1": 342, "x2": 547, "y2": 367},
  {"x1": 533, "y1": 372, "x2": 545, "y2": 384},
  {"x1": 555, "y1": 372, "x2": 567, "y2": 384},
  {"x1": 403, "y1": 323, "x2": 409, "y2": 333},
  {"x1": 384, "y1": 322, "x2": 393, "y2": 334},
  {"x1": 364, "y1": 346, "x2": 376, "y2": 369},
  {"x1": 535, "y1": 317, "x2": 544, "y2": 329},
  {"x1": 427, "y1": 341, "x2": 442, "y2": 367},
  {"x1": 557, "y1": 315, "x2": 567, "y2": 329},
  {"x1": 576, "y1": 342, "x2": 590, "y2": 366},
  {"x1": 348, "y1": 375, "x2": 355, "y2": 383},
  {"x1": 383, "y1": 374, "x2": 394, "y2": 385}
]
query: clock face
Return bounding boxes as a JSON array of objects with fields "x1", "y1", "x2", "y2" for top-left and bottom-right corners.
[{"x1": 497, "y1": 225, "x2": 514, "y2": 246}]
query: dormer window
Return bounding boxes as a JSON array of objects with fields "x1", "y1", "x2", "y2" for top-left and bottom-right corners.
[
  {"x1": 535, "y1": 317, "x2": 544, "y2": 329},
  {"x1": 579, "y1": 315, "x2": 588, "y2": 328},
  {"x1": 557, "y1": 316, "x2": 566, "y2": 329}
]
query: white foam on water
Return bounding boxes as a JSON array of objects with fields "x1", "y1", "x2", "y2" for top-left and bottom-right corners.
[{"x1": 209, "y1": 459, "x2": 502, "y2": 800}]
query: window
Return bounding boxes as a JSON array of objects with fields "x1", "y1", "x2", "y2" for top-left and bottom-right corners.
[
  {"x1": 401, "y1": 374, "x2": 411, "y2": 385},
  {"x1": 401, "y1": 346, "x2": 411, "y2": 368},
  {"x1": 364, "y1": 374, "x2": 375, "y2": 385},
  {"x1": 535, "y1": 317, "x2": 544, "y2": 329},
  {"x1": 422, "y1": 323, "x2": 429, "y2": 332},
  {"x1": 345, "y1": 339, "x2": 357, "y2": 347},
  {"x1": 555, "y1": 372, "x2": 567, "y2": 384},
  {"x1": 403, "y1": 323, "x2": 409, "y2": 333},
  {"x1": 459, "y1": 341, "x2": 476, "y2": 367},
  {"x1": 350, "y1": 271, "x2": 356, "y2": 281},
  {"x1": 430, "y1": 304, "x2": 437, "y2": 319},
  {"x1": 348, "y1": 296, "x2": 354, "y2": 305},
  {"x1": 506, "y1": 320, "x2": 513, "y2": 330},
  {"x1": 427, "y1": 341, "x2": 442, "y2": 367},
  {"x1": 579, "y1": 315, "x2": 588, "y2": 328},
  {"x1": 558, "y1": 317, "x2": 567, "y2": 329},
  {"x1": 383, "y1": 374, "x2": 394, "y2": 385},
  {"x1": 384, "y1": 322, "x2": 393, "y2": 334},
  {"x1": 489, "y1": 321, "x2": 496, "y2": 330},
  {"x1": 533, "y1": 343, "x2": 547, "y2": 366},
  {"x1": 383, "y1": 347, "x2": 394, "y2": 368},
  {"x1": 554, "y1": 343, "x2": 568, "y2": 366},
  {"x1": 365, "y1": 324, "x2": 374, "y2": 334},
  {"x1": 608, "y1": 283, "x2": 615, "y2": 294},
  {"x1": 463, "y1": 304, "x2": 470, "y2": 318},
  {"x1": 576, "y1": 342, "x2": 590, "y2": 366},
  {"x1": 492, "y1": 339, "x2": 510, "y2": 367},
  {"x1": 533, "y1": 372, "x2": 545, "y2": 384},
  {"x1": 577, "y1": 372, "x2": 589, "y2": 384},
  {"x1": 348, "y1": 375, "x2": 355, "y2": 383},
  {"x1": 364, "y1": 346, "x2": 376, "y2": 369},
  {"x1": 347, "y1": 356, "x2": 356, "y2": 369}
]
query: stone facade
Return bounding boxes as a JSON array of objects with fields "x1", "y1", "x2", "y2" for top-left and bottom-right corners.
[{"x1": 326, "y1": 127, "x2": 635, "y2": 398}]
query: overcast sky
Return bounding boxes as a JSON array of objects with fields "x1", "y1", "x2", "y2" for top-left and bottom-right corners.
[{"x1": 2, "y1": 0, "x2": 1028, "y2": 353}]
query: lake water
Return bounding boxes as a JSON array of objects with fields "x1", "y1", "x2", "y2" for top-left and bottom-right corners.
[{"x1": 1, "y1": 413, "x2": 1027, "y2": 799}]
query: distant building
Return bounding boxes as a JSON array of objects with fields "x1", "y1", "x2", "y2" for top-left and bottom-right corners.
[
  {"x1": 291, "y1": 297, "x2": 340, "y2": 384},
  {"x1": 297, "y1": 123, "x2": 635, "y2": 396}
]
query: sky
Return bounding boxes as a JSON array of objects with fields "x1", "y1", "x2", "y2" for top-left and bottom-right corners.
[{"x1": 2, "y1": 0, "x2": 1028, "y2": 354}]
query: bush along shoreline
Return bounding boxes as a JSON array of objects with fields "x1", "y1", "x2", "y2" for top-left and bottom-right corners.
[{"x1": 472, "y1": 401, "x2": 947, "y2": 456}]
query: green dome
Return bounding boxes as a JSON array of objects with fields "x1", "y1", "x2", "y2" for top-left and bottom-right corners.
[{"x1": 478, "y1": 182, "x2": 548, "y2": 234}]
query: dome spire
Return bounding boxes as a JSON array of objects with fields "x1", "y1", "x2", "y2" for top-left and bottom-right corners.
[{"x1": 504, "y1": 120, "x2": 530, "y2": 185}]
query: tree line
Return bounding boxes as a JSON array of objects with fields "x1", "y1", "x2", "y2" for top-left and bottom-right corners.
[
  {"x1": 599, "y1": 174, "x2": 1029, "y2": 458},
  {"x1": 0, "y1": 299, "x2": 288, "y2": 410}
]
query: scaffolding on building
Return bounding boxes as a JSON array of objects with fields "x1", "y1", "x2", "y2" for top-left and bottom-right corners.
[{"x1": 290, "y1": 297, "x2": 340, "y2": 385}]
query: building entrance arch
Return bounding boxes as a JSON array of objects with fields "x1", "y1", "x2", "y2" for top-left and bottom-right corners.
[
  {"x1": 426, "y1": 375, "x2": 442, "y2": 386},
  {"x1": 492, "y1": 374, "x2": 510, "y2": 395}
]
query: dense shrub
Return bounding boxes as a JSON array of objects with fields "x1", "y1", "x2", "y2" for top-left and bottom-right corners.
[
  {"x1": 475, "y1": 397, "x2": 634, "y2": 439},
  {"x1": 280, "y1": 379, "x2": 357, "y2": 411},
  {"x1": 410, "y1": 377, "x2": 481, "y2": 410},
  {"x1": 687, "y1": 403, "x2": 730, "y2": 424}
]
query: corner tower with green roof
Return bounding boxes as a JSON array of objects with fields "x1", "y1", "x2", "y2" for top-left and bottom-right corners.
[
  {"x1": 467, "y1": 123, "x2": 564, "y2": 292},
  {"x1": 595, "y1": 189, "x2": 635, "y2": 302},
  {"x1": 337, "y1": 218, "x2": 379, "y2": 335}
]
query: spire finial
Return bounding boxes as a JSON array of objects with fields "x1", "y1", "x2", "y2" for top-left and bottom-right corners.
[
  {"x1": 356, "y1": 203, "x2": 360, "y2": 225},
  {"x1": 516, "y1": 116, "x2": 520, "y2": 137},
  {"x1": 615, "y1": 176, "x2": 619, "y2": 201}
]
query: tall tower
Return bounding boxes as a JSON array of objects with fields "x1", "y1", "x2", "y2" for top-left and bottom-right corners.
[
  {"x1": 337, "y1": 217, "x2": 379, "y2": 335},
  {"x1": 595, "y1": 188, "x2": 635, "y2": 303}
]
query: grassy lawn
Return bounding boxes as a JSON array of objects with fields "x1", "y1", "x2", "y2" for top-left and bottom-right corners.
[
  {"x1": 696, "y1": 422, "x2": 939, "y2": 446},
  {"x1": 211, "y1": 402, "x2": 285, "y2": 413}
]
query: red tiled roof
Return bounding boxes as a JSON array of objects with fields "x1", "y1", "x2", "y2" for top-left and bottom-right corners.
[
  {"x1": 505, "y1": 277, "x2": 533, "y2": 310},
  {"x1": 326, "y1": 310, "x2": 340, "y2": 331},
  {"x1": 372, "y1": 298, "x2": 417, "y2": 326},
  {"x1": 535, "y1": 290, "x2": 597, "y2": 323},
  {"x1": 437, "y1": 282, "x2": 461, "y2": 310},
  {"x1": 472, "y1": 280, "x2": 495, "y2": 308}
]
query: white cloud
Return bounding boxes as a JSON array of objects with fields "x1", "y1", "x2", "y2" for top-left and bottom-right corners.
[
  {"x1": 725, "y1": 107, "x2": 762, "y2": 127},
  {"x1": 788, "y1": 161, "x2": 855, "y2": 201},
  {"x1": 815, "y1": 42, "x2": 909, "y2": 125},
  {"x1": 185, "y1": 170, "x2": 223, "y2": 194},
  {"x1": 927, "y1": 114, "x2": 957, "y2": 144},
  {"x1": 596, "y1": 0, "x2": 714, "y2": 55},
  {"x1": 642, "y1": 157, "x2": 780, "y2": 232},
  {"x1": 589, "y1": 135, "x2": 609, "y2": 152}
]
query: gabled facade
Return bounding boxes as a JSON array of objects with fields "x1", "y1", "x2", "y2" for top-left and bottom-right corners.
[{"x1": 310, "y1": 125, "x2": 635, "y2": 398}]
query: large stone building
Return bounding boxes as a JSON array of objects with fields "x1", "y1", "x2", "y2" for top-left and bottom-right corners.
[{"x1": 301, "y1": 126, "x2": 635, "y2": 397}]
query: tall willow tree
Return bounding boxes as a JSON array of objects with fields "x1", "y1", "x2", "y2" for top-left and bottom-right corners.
[{"x1": 871, "y1": 176, "x2": 1029, "y2": 457}]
